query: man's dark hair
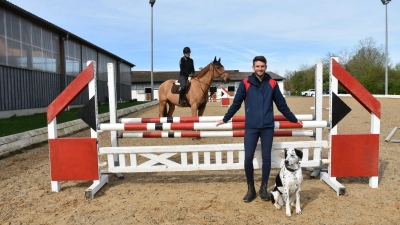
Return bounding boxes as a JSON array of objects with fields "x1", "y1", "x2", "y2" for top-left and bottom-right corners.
[{"x1": 253, "y1": 56, "x2": 267, "y2": 65}]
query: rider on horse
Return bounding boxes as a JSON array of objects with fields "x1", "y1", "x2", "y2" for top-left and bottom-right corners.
[{"x1": 178, "y1": 47, "x2": 195, "y2": 105}]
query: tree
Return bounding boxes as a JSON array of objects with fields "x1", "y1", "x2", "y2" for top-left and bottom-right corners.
[
  {"x1": 283, "y1": 70, "x2": 294, "y2": 94},
  {"x1": 286, "y1": 36, "x2": 400, "y2": 95},
  {"x1": 346, "y1": 37, "x2": 386, "y2": 93},
  {"x1": 390, "y1": 63, "x2": 400, "y2": 94},
  {"x1": 288, "y1": 64, "x2": 315, "y2": 95}
]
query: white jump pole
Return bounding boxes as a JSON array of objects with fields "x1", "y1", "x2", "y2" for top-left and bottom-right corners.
[
  {"x1": 320, "y1": 57, "x2": 345, "y2": 195},
  {"x1": 85, "y1": 60, "x2": 108, "y2": 199},
  {"x1": 48, "y1": 118, "x2": 60, "y2": 192},
  {"x1": 107, "y1": 63, "x2": 125, "y2": 176},
  {"x1": 310, "y1": 61, "x2": 323, "y2": 178}
]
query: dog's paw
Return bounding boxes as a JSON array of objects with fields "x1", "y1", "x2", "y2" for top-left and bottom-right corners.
[
  {"x1": 273, "y1": 203, "x2": 282, "y2": 210},
  {"x1": 296, "y1": 208, "x2": 302, "y2": 215},
  {"x1": 286, "y1": 208, "x2": 292, "y2": 217}
]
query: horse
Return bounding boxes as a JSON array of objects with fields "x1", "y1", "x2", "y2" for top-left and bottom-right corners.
[{"x1": 158, "y1": 57, "x2": 230, "y2": 117}]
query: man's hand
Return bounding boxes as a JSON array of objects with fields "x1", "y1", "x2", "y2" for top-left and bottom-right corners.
[
  {"x1": 216, "y1": 120, "x2": 225, "y2": 127},
  {"x1": 297, "y1": 120, "x2": 303, "y2": 126}
]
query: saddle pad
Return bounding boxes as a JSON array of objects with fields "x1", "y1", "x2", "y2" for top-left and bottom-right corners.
[{"x1": 171, "y1": 83, "x2": 180, "y2": 94}]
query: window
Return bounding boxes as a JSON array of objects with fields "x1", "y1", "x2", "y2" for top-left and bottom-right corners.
[
  {"x1": 0, "y1": 9, "x2": 60, "y2": 73},
  {"x1": 65, "y1": 40, "x2": 81, "y2": 76},
  {"x1": 98, "y1": 53, "x2": 116, "y2": 81},
  {"x1": 120, "y1": 63, "x2": 131, "y2": 85},
  {"x1": 82, "y1": 45, "x2": 96, "y2": 69}
]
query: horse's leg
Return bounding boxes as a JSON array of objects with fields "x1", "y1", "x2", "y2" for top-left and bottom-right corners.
[
  {"x1": 197, "y1": 106, "x2": 206, "y2": 117},
  {"x1": 191, "y1": 105, "x2": 202, "y2": 140},
  {"x1": 167, "y1": 102, "x2": 176, "y2": 117},
  {"x1": 159, "y1": 100, "x2": 166, "y2": 117},
  {"x1": 190, "y1": 105, "x2": 199, "y2": 117}
]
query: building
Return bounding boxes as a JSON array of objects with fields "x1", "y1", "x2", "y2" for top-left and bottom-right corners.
[
  {"x1": 131, "y1": 70, "x2": 286, "y2": 101},
  {"x1": 0, "y1": 0, "x2": 135, "y2": 118}
]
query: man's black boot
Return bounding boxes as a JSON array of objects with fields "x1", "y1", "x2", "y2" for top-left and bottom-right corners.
[
  {"x1": 259, "y1": 181, "x2": 271, "y2": 201},
  {"x1": 243, "y1": 183, "x2": 256, "y2": 202}
]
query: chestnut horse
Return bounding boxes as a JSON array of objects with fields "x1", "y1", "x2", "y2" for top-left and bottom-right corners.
[{"x1": 158, "y1": 57, "x2": 230, "y2": 117}]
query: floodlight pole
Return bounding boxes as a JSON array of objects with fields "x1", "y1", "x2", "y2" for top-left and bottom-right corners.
[
  {"x1": 381, "y1": 0, "x2": 390, "y2": 95},
  {"x1": 150, "y1": 0, "x2": 156, "y2": 101}
]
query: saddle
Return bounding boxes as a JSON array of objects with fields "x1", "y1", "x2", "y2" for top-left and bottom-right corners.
[{"x1": 171, "y1": 78, "x2": 191, "y2": 94}]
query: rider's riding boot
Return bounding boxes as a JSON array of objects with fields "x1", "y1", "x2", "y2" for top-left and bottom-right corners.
[
  {"x1": 259, "y1": 181, "x2": 271, "y2": 201},
  {"x1": 243, "y1": 182, "x2": 256, "y2": 202},
  {"x1": 179, "y1": 88, "x2": 186, "y2": 105}
]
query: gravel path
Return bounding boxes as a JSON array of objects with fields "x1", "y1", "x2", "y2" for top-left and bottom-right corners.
[{"x1": 1, "y1": 97, "x2": 399, "y2": 224}]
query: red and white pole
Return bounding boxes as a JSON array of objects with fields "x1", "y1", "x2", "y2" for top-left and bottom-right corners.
[
  {"x1": 119, "y1": 114, "x2": 315, "y2": 124},
  {"x1": 120, "y1": 130, "x2": 314, "y2": 138},
  {"x1": 99, "y1": 121, "x2": 329, "y2": 131}
]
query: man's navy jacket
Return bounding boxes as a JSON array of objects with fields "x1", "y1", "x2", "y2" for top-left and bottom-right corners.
[{"x1": 222, "y1": 73, "x2": 298, "y2": 128}]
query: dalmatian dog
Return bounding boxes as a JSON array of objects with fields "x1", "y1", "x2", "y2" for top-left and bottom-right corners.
[{"x1": 271, "y1": 148, "x2": 303, "y2": 217}]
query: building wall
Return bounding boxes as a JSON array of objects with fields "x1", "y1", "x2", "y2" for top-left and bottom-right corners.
[
  {"x1": 0, "y1": 65, "x2": 60, "y2": 110},
  {"x1": 131, "y1": 80, "x2": 285, "y2": 101},
  {"x1": 0, "y1": 5, "x2": 133, "y2": 114}
]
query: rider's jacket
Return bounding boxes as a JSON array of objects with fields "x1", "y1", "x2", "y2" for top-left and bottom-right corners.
[{"x1": 179, "y1": 56, "x2": 195, "y2": 77}]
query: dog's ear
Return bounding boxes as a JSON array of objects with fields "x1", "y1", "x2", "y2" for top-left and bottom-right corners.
[
  {"x1": 283, "y1": 148, "x2": 288, "y2": 159},
  {"x1": 295, "y1": 149, "x2": 303, "y2": 159}
]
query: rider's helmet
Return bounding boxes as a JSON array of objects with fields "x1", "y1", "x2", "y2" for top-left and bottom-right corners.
[{"x1": 183, "y1": 47, "x2": 191, "y2": 54}]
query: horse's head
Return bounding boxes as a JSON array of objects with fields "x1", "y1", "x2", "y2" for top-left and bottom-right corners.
[{"x1": 211, "y1": 57, "x2": 230, "y2": 84}]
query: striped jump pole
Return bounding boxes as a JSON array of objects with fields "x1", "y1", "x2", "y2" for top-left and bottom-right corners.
[
  {"x1": 98, "y1": 121, "x2": 330, "y2": 131},
  {"x1": 120, "y1": 130, "x2": 315, "y2": 138},
  {"x1": 119, "y1": 114, "x2": 315, "y2": 124}
]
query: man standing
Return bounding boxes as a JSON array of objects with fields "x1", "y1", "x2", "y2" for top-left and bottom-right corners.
[
  {"x1": 178, "y1": 47, "x2": 195, "y2": 105},
  {"x1": 216, "y1": 56, "x2": 302, "y2": 202}
]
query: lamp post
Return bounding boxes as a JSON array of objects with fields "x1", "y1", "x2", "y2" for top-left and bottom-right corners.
[
  {"x1": 381, "y1": 0, "x2": 390, "y2": 95},
  {"x1": 149, "y1": 0, "x2": 156, "y2": 101}
]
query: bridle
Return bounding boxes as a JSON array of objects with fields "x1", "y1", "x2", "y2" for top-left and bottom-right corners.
[{"x1": 211, "y1": 63, "x2": 228, "y2": 79}]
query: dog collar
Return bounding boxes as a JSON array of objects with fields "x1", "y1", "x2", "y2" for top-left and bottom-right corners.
[{"x1": 285, "y1": 166, "x2": 297, "y2": 172}]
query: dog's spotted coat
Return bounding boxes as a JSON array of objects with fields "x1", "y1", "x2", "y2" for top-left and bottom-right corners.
[{"x1": 271, "y1": 148, "x2": 303, "y2": 217}]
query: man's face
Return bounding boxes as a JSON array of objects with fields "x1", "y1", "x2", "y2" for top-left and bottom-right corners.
[
  {"x1": 252, "y1": 61, "x2": 267, "y2": 76},
  {"x1": 184, "y1": 52, "x2": 191, "y2": 58}
]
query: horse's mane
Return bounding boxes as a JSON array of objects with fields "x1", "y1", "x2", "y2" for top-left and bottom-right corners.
[
  {"x1": 195, "y1": 60, "x2": 223, "y2": 79},
  {"x1": 195, "y1": 63, "x2": 211, "y2": 79}
]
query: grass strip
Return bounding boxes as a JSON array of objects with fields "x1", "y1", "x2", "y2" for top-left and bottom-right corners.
[{"x1": 0, "y1": 101, "x2": 147, "y2": 137}]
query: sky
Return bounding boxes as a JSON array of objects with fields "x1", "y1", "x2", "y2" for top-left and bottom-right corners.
[{"x1": 7, "y1": 0, "x2": 400, "y2": 76}]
